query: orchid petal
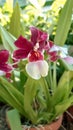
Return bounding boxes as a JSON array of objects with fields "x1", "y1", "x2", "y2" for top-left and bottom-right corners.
[
  {"x1": 50, "y1": 45, "x2": 68, "y2": 54},
  {"x1": 30, "y1": 27, "x2": 38, "y2": 45},
  {"x1": 13, "y1": 49, "x2": 29, "y2": 59},
  {"x1": 26, "y1": 62, "x2": 41, "y2": 79},
  {"x1": 26, "y1": 60, "x2": 48, "y2": 80},
  {"x1": 49, "y1": 55, "x2": 59, "y2": 62},
  {"x1": 30, "y1": 26, "x2": 48, "y2": 46},
  {"x1": 49, "y1": 45, "x2": 68, "y2": 59},
  {"x1": 0, "y1": 50, "x2": 9, "y2": 63},
  {"x1": 64, "y1": 56, "x2": 73, "y2": 64},
  {"x1": 58, "y1": 46, "x2": 68, "y2": 58},
  {"x1": 14, "y1": 36, "x2": 33, "y2": 50},
  {"x1": 38, "y1": 60, "x2": 49, "y2": 77},
  {"x1": 0, "y1": 64, "x2": 13, "y2": 72},
  {"x1": 37, "y1": 28, "x2": 48, "y2": 42}
]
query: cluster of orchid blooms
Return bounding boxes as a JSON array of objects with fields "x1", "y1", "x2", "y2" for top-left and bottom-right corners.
[{"x1": 0, "y1": 27, "x2": 73, "y2": 80}]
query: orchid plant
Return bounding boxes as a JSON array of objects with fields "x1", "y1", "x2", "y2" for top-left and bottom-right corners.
[
  {"x1": 0, "y1": 0, "x2": 73, "y2": 129},
  {"x1": 0, "y1": 26, "x2": 73, "y2": 128}
]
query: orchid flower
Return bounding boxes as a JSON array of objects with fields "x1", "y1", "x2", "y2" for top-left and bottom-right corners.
[
  {"x1": 46, "y1": 41, "x2": 59, "y2": 62},
  {"x1": 0, "y1": 50, "x2": 13, "y2": 76},
  {"x1": 13, "y1": 27, "x2": 48, "y2": 60},
  {"x1": 13, "y1": 27, "x2": 49, "y2": 79},
  {"x1": 49, "y1": 42, "x2": 68, "y2": 58},
  {"x1": 47, "y1": 41, "x2": 73, "y2": 65}
]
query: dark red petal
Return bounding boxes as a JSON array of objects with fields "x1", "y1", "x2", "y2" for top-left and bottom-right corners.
[
  {"x1": 49, "y1": 55, "x2": 59, "y2": 62},
  {"x1": 30, "y1": 27, "x2": 38, "y2": 44},
  {"x1": 48, "y1": 41, "x2": 54, "y2": 49},
  {"x1": 13, "y1": 49, "x2": 29, "y2": 59},
  {"x1": 5, "y1": 72, "x2": 11, "y2": 78},
  {"x1": 28, "y1": 50, "x2": 44, "y2": 62},
  {"x1": 0, "y1": 50, "x2": 9, "y2": 63},
  {"x1": 39, "y1": 41, "x2": 47, "y2": 51},
  {"x1": 38, "y1": 30, "x2": 48, "y2": 42},
  {"x1": 38, "y1": 30, "x2": 48, "y2": 51},
  {"x1": 0, "y1": 63, "x2": 13, "y2": 72},
  {"x1": 30, "y1": 27, "x2": 48, "y2": 46},
  {"x1": 48, "y1": 51, "x2": 57, "y2": 56},
  {"x1": 14, "y1": 35, "x2": 33, "y2": 50},
  {"x1": 12, "y1": 58, "x2": 19, "y2": 68}
]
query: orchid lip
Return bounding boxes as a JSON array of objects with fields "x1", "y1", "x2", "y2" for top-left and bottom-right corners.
[{"x1": 26, "y1": 60, "x2": 49, "y2": 80}]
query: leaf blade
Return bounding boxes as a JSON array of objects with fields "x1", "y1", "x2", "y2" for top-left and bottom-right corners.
[
  {"x1": 54, "y1": 0, "x2": 73, "y2": 46},
  {"x1": 7, "y1": 109, "x2": 22, "y2": 130}
]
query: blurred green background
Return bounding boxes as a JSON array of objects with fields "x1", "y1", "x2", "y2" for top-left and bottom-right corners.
[{"x1": 0, "y1": 0, "x2": 73, "y2": 45}]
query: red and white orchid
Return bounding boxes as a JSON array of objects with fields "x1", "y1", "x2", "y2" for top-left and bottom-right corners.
[
  {"x1": 47, "y1": 41, "x2": 73, "y2": 64},
  {"x1": 13, "y1": 27, "x2": 48, "y2": 60},
  {"x1": 13, "y1": 27, "x2": 49, "y2": 79},
  {"x1": 0, "y1": 50, "x2": 13, "y2": 76},
  {"x1": 13, "y1": 27, "x2": 73, "y2": 79},
  {"x1": 46, "y1": 41, "x2": 59, "y2": 62}
]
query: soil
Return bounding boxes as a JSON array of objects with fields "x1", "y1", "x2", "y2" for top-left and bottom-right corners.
[
  {"x1": 0, "y1": 103, "x2": 10, "y2": 130},
  {"x1": 0, "y1": 103, "x2": 73, "y2": 130}
]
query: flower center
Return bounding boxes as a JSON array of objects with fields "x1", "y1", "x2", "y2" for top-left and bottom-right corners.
[
  {"x1": 28, "y1": 50, "x2": 44, "y2": 62},
  {"x1": 34, "y1": 43, "x2": 39, "y2": 51}
]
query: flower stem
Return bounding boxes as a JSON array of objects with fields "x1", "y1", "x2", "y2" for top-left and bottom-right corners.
[
  {"x1": 49, "y1": 62, "x2": 53, "y2": 90},
  {"x1": 53, "y1": 62, "x2": 57, "y2": 92}
]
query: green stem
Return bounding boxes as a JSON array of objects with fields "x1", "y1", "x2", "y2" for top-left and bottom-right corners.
[
  {"x1": 49, "y1": 62, "x2": 53, "y2": 89},
  {"x1": 53, "y1": 62, "x2": 57, "y2": 92}
]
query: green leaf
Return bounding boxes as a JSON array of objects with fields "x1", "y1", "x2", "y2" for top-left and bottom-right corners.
[
  {"x1": 59, "y1": 58, "x2": 73, "y2": 71},
  {"x1": 7, "y1": 109, "x2": 22, "y2": 130},
  {"x1": 39, "y1": 78, "x2": 51, "y2": 105},
  {"x1": 52, "y1": 71, "x2": 71, "y2": 106},
  {"x1": 0, "y1": 77, "x2": 26, "y2": 116},
  {"x1": 45, "y1": 0, "x2": 53, "y2": 6},
  {"x1": 51, "y1": 71, "x2": 73, "y2": 116},
  {"x1": 58, "y1": 71, "x2": 73, "y2": 90},
  {"x1": 55, "y1": 96, "x2": 73, "y2": 116},
  {"x1": 9, "y1": 3, "x2": 24, "y2": 38},
  {"x1": 0, "y1": 26, "x2": 16, "y2": 53},
  {"x1": 54, "y1": 0, "x2": 73, "y2": 46},
  {"x1": 20, "y1": 71, "x2": 27, "y2": 92},
  {"x1": 13, "y1": 0, "x2": 27, "y2": 7},
  {"x1": 24, "y1": 78, "x2": 38, "y2": 124},
  {"x1": 24, "y1": 77, "x2": 51, "y2": 124}
]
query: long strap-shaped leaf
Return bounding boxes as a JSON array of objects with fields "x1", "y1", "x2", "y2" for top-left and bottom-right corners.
[
  {"x1": 54, "y1": 0, "x2": 73, "y2": 46},
  {"x1": 9, "y1": 3, "x2": 23, "y2": 38},
  {"x1": 7, "y1": 109, "x2": 22, "y2": 130},
  {"x1": 24, "y1": 78, "x2": 38, "y2": 124},
  {"x1": 24, "y1": 77, "x2": 51, "y2": 124},
  {"x1": 0, "y1": 26, "x2": 16, "y2": 53},
  {"x1": 0, "y1": 77, "x2": 27, "y2": 116},
  {"x1": 52, "y1": 71, "x2": 73, "y2": 106}
]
